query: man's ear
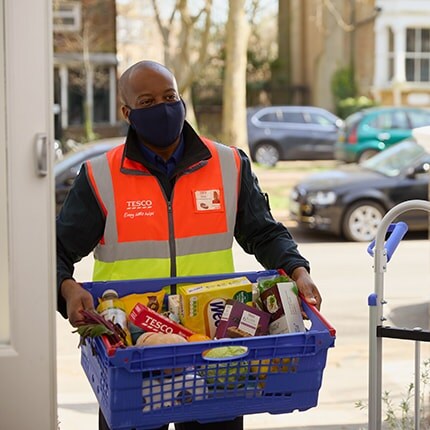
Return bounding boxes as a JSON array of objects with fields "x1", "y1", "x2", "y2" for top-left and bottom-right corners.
[{"x1": 121, "y1": 105, "x2": 131, "y2": 123}]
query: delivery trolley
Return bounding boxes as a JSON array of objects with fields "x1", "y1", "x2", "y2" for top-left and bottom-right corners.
[
  {"x1": 368, "y1": 199, "x2": 430, "y2": 430},
  {"x1": 80, "y1": 269, "x2": 336, "y2": 430}
]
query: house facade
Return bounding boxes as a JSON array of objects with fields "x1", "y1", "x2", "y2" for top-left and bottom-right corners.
[
  {"x1": 373, "y1": 0, "x2": 430, "y2": 107},
  {"x1": 288, "y1": 0, "x2": 430, "y2": 113},
  {"x1": 53, "y1": 0, "x2": 121, "y2": 142}
]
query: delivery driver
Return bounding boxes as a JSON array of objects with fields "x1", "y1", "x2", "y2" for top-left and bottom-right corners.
[{"x1": 56, "y1": 60, "x2": 322, "y2": 430}]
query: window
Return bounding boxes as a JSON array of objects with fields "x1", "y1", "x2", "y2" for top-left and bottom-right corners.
[
  {"x1": 68, "y1": 68, "x2": 84, "y2": 125},
  {"x1": 405, "y1": 28, "x2": 430, "y2": 82},
  {"x1": 259, "y1": 110, "x2": 283, "y2": 122},
  {"x1": 53, "y1": 1, "x2": 81, "y2": 32},
  {"x1": 93, "y1": 66, "x2": 110, "y2": 123},
  {"x1": 308, "y1": 113, "x2": 333, "y2": 126},
  {"x1": 408, "y1": 110, "x2": 430, "y2": 128},
  {"x1": 368, "y1": 111, "x2": 408, "y2": 129},
  {"x1": 282, "y1": 111, "x2": 305, "y2": 124}
]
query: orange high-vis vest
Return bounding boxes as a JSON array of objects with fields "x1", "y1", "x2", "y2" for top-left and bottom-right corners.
[{"x1": 86, "y1": 138, "x2": 242, "y2": 281}]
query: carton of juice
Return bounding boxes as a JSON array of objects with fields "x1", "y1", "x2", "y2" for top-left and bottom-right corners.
[{"x1": 178, "y1": 277, "x2": 253, "y2": 338}]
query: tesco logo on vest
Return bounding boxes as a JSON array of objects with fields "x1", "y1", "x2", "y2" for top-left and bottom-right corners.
[{"x1": 126, "y1": 200, "x2": 153, "y2": 209}]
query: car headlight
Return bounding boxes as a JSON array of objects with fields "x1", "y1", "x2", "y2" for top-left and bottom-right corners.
[
  {"x1": 308, "y1": 191, "x2": 337, "y2": 205},
  {"x1": 290, "y1": 189, "x2": 299, "y2": 200}
]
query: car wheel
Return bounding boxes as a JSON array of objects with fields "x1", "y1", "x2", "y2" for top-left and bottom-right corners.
[
  {"x1": 254, "y1": 142, "x2": 280, "y2": 167},
  {"x1": 342, "y1": 200, "x2": 385, "y2": 242},
  {"x1": 358, "y1": 149, "x2": 379, "y2": 163}
]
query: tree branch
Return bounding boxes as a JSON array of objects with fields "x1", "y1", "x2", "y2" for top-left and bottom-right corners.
[
  {"x1": 151, "y1": 0, "x2": 171, "y2": 46},
  {"x1": 323, "y1": 0, "x2": 354, "y2": 32}
]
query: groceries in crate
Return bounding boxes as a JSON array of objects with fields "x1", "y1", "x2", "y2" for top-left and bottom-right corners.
[
  {"x1": 78, "y1": 272, "x2": 335, "y2": 429},
  {"x1": 214, "y1": 299, "x2": 271, "y2": 339},
  {"x1": 73, "y1": 309, "x2": 130, "y2": 348},
  {"x1": 74, "y1": 273, "x2": 306, "y2": 351},
  {"x1": 96, "y1": 289, "x2": 133, "y2": 345},
  {"x1": 135, "y1": 332, "x2": 188, "y2": 347},
  {"x1": 119, "y1": 290, "x2": 166, "y2": 315},
  {"x1": 129, "y1": 302, "x2": 195, "y2": 339},
  {"x1": 187, "y1": 333, "x2": 211, "y2": 342},
  {"x1": 177, "y1": 276, "x2": 253, "y2": 338},
  {"x1": 199, "y1": 346, "x2": 250, "y2": 389},
  {"x1": 136, "y1": 332, "x2": 189, "y2": 375},
  {"x1": 142, "y1": 372, "x2": 206, "y2": 412},
  {"x1": 255, "y1": 275, "x2": 305, "y2": 334},
  {"x1": 167, "y1": 294, "x2": 181, "y2": 321},
  {"x1": 250, "y1": 357, "x2": 300, "y2": 388}
]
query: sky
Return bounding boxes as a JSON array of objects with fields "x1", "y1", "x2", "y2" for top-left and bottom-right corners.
[{"x1": 116, "y1": 0, "x2": 278, "y2": 24}]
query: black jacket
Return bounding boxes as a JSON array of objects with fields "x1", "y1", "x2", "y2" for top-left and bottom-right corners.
[{"x1": 56, "y1": 122, "x2": 310, "y2": 317}]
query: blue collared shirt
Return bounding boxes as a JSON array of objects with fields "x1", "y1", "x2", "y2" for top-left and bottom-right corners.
[{"x1": 139, "y1": 136, "x2": 184, "y2": 178}]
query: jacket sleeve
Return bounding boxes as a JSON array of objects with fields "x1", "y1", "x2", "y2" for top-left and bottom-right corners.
[
  {"x1": 234, "y1": 149, "x2": 310, "y2": 276},
  {"x1": 56, "y1": 164, "x2": 105, "y2": 318}
]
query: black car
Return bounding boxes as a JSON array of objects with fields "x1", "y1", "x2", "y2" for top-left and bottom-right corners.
[
  {"x1": 247, "y1": 105, "x2": 343, "y2": 167},
  {"x1": 289, "y1": 139, "x2": 430, "y2": 242},
  {"x1": 55, "y1": 137, "x2": 124, "y2": 214}
]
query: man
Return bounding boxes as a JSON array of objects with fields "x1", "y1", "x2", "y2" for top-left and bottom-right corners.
[{"x1": 57, "y1": 60, "x2": 322, "y2": 430}]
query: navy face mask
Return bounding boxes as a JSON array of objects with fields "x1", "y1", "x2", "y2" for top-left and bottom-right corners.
[{"x1": 128, "y1": 100, "x2": 186, "y2": 148}]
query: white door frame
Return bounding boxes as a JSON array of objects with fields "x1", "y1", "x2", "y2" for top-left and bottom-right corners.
[{"x1": 0, "y1": 0, "x2": 57, "y2": 428}]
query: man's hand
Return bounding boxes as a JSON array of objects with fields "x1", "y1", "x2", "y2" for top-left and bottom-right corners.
[
  {"x1": 291, "y1": 267, "x2": 322, "y2": 311},
  {"x1": 61, "y1": 279, "x2": 95, "y2": 327}
]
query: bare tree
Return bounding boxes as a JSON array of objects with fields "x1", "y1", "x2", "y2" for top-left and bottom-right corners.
[
  {"x1": 151, "y1": 0, "x2": 213, "y2": 128},
  {"x1": 222, "y1": 0, "x2": 250, "y2": 152}
]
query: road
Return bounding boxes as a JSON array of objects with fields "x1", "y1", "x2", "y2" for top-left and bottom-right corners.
[{"x1": 56, "y1": 225, "x2": 430, "y2": 430}]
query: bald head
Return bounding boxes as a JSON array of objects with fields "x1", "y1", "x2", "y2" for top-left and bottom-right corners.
[{"x1": 119, "y1": 61, "x2": 178, "y2": 107}]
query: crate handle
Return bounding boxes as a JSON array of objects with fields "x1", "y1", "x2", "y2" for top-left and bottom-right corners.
[
  {"x1": 367, "y1": 221, "x2": 408, "y2": 262},
  {"x1": 201, "y1": 345, "x2": 250, "y2": 362},
  {"x1": 300, "y1": 294, "x2": 336, "y2": 337}
]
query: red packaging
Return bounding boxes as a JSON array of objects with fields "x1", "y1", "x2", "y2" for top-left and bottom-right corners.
[{"x1": 129, "y1": 303, "x2": 194, "y2": 339}]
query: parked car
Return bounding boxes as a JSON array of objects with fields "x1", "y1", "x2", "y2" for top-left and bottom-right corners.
[
  {"x1": 334, "y1": 106, "x2": 430, "y2": 164},
  {"x1": 290, "y1": 138, "x2": 430, "y2": 242},
  {"x1": 247, "y1": 105, "x2": 343, "y2": 167},
  {"x1": 55, "y1": 137, "x2": 124, "y2": 214}
]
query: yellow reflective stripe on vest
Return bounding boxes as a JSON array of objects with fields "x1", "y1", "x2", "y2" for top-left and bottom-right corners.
[{"x1": 92, "y1": 249, "x2": 234, "y2": 281}]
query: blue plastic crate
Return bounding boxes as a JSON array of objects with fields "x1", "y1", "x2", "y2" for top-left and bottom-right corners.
[{"x1": 81, "y1": 270, "x2": 336, "y2": 430}]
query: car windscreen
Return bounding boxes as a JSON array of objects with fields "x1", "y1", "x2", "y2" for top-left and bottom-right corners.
[{"x1": 361, "y1": 139, "x2": 426, "y2": 177}]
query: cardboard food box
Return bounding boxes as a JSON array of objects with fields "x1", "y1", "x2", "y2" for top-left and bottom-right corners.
[
  {"x1": 129, "y1": 303, "x2": 194, "y2": 339},
  {"x1": 260, "y1": 281, "x2": 305, "y2": 334},
  {"x1": 178, "y1": 276, "x2": 253, "y2": 338},
  {"x1": 215, "y1": 299, "x2": 271, "y2": 339}
]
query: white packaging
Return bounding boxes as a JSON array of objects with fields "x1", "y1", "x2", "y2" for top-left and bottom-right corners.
[
  {"x1": 142, "y1": 372, "x2": 206, "y2": 411},
  {"x1": 168, "y1": 294, "x2": 181, "y2": 320},
  {"x1": 260, "y1": 281, "x2": 305, "y2": 334}
]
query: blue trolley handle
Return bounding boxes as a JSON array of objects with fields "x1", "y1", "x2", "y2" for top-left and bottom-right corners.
[{"x1": 367, "y1": 221, "x2": 408, "y2": 262}]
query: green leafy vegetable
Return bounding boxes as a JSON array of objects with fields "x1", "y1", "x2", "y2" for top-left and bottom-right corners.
[{"x1": 72, "y1": 309, "x2": 127, "y2": 349}]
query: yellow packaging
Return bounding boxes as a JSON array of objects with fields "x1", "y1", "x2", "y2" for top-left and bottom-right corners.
[
  {"x1": 120, "y1": 290, "x2": 166, "y2": 316},
  {"x1": 178, "y1": 277, "x2": 253, "y2": 338}
]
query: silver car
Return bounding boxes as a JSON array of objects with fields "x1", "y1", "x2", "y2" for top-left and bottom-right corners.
[{"x1": 247, "y1": 105, "x2": 343, "y2": 167}]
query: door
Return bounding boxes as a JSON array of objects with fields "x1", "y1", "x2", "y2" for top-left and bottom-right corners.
[{"x1": 0, "y1": 0, "x2": 57, "y2": 429}]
